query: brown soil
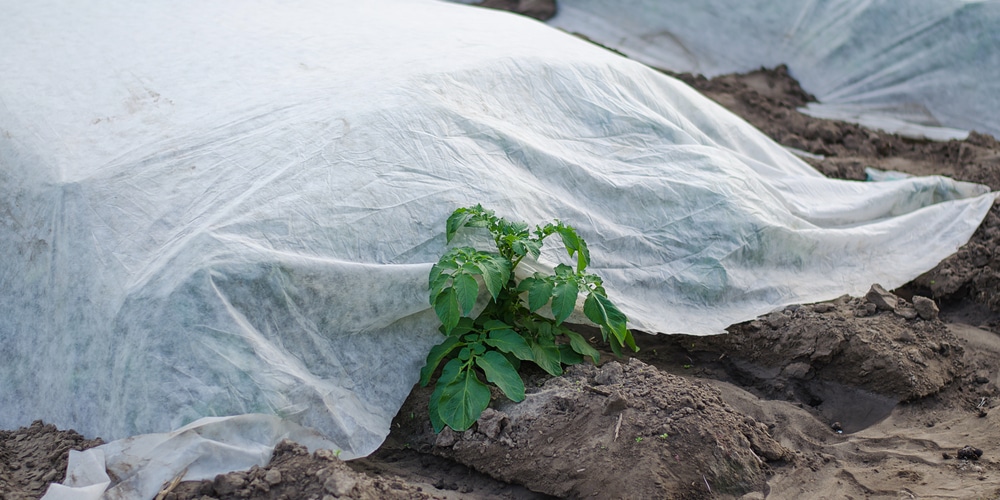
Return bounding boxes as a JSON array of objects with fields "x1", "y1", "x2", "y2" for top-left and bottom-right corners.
[
  {"x1": 5, "y1": 37, "x2": 1000, "y2": 500},
  {"x1": 0, "y1": 421, "x2": 103, "y2": 500}
]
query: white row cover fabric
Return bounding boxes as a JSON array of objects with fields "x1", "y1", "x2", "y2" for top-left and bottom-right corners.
[
  {"x1": 548, "y1": 0, "x2": 1000, "y2": 140},
  {"x1": 1, "y1": 0, "x2": 995, "y2": 487}
]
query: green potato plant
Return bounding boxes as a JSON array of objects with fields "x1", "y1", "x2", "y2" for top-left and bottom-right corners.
[{"x1": 422, "y1": 205, "x2": 637, "y2": 432}]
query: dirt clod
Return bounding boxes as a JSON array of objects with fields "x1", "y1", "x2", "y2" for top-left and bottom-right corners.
[{"x1": 957, "y1": 445, "x2": 984, "y2": 460}]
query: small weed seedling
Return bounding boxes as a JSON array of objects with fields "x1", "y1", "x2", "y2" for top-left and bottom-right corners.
[{"x1": 422, "y1": 205, "x2": 636, "y2": 432}]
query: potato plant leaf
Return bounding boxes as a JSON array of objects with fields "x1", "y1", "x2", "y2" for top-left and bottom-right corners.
[
  {"x1": 526, "y1": 277, "x2": 554, "y2": 312},
  {"x1": 476, "y1": 351, "x2": 525, "y2": 402},
  {"x1": 559, "y1": 344, "x2": 584, "y2": 365},
  {"x1": 485, "y1": 328, "x2": 533, "y2": 360},
  {"x1": 530, "y1": 337, "x2": 563, "y2": 376},
  {"x1": 434, "y1": 287, "x2": 461, "y2": 334},
  {"x1": 565, "y1": 330, "x2": 600, "y2": 364},
  {"x1": 437, "y1": 361, "x2": 491, "y2": 431},
  {"x1": 420, "y1": 335, "x2": 462, "y2": 386},
  {"x1": 453, "y1": 273, "x2": 479, "y2": 316},
  {"x1": 550, "y1": 281, "x2": 579, "y2": 325}
]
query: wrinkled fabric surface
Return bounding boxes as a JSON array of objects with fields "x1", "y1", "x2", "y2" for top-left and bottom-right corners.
[
  {"x1": 549, "y1": 0, "x2": 1000, "y2": 140},
  {"x1": 1, "y1": 0, "x2": 995, "y2": 488}
]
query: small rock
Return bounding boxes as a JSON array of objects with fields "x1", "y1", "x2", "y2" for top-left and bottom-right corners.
[
  {"x1": 602, "y1": 392, "x2": 628, "y2": 415},
  {"x1": 314, "y1": 448, "x2": 339, "y2": 461},
  {"x1": 781, "y1": 362, "x2": 812, "y2": 379},
  {"x1": 273, "y1": 439, "x2": 307, "y2": 457},
  {"x1": 595, "y1": 362, "x2": 624, "y2": 385},
  {"x1": 213, "y1": 473, "x2": 247, "y2": 496},
  {"x1": 323, "y1": 472, "x2": 357, "y2": 497},
  {"x1": 942, "y1": 452, "x2": 952, "y2": 460},
  {"x1": 974, "y1": 371, "x2": 991, "y2": 384},
  {"x1": 957, "y1": 445, "x2": 983, "y2": 460},
  {"x1": 831, "y1": 422, "x2": 843, "y2": 433},
  {"x1": 912, "y1": 296, "x2": 939, "y2": 320},
  {"x1": 866, "y1": 284, "x2": 898, "y2": 311},
  {"x1": 435, "y1": 427, "x2": 459, "y2": 448},
  {"x1": 894, "y1": 307, "x2": 918, "y2": 320},
  {"x1": 316, "y1": 467, "x2": 333, "y2": 482},
  {"x1": 476, "y1": 408, "x2": 509, "y2": 439},
  {"x1": 766, "y1": 312, "x2": 789, "y2": 329},
  {"x1": 854, "y1": 303, "x2": 877, "y2": 317},
  {"x1": 264, "y1": 469, "x2": 282, "y2": 486},
  {"x1": 812, "y1": 303, "x2": 835, "y2": 313},
  {"x1": 42, "y1": 469, "x2": 59, "y2": 483},
  {"x1": 938, "y1": 342, "x2": 952, "y2": 356}
]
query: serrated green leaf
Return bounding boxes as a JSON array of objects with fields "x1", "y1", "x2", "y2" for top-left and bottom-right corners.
[
  {"x1": 446, "y1": 209, "x2": 474, "y2": 243},
  {"x1": 576, "y1": 239, "x2": 591, "y2": 272},
  {"x1": 565, "y1": 330, "x2": 600, "y2": 364},
  {"x1": 555, "y1": 225, "x2": 591, "y2": 272},
  {"x1": 527, "y1": 278, "x2": 555, "y2": 312},
  {"x1": 490, "y1": 255, "x2": 512, "y2": 288},
  {"x1": 554, "y1": 263, "x2": 573, "y2": 276},
  {"x1": 550, "y1": 281, "x2": 579, "y2": 325},
  {"x1": 429, "y1": 272, "x2": 450, "y2": 303},
  {"x1": 583, "y1": 292, "x2": 608, "y2": 327},
  {"x1": 438, "y1": 361, "x2": 491, "y2": 431},
  {"x1": 530, "y1": 337, "x2": 563, "y2": 376},
  {"x1": 476, "y1": 351, "x2": 525, "y2": 402},
  {"x1": 434, "y1": 287, "x2": 461, "y2": 334},
  {"x1": 584, "y1": 292, "x2": 631, "y2": 350},
  {"x1": 485, "y1": 329, "x2": 533, "y2": 360},
  {"x1": 453, "y1": 273, "x2": 479, "y2": 316},
  {"x1": 557, "y1": 225, "x2": 580, "y2": 253},
  {"x1": 596, "y1": 293, "x2": 628, "y2": 342},
  {"x1": 476, "y1": 258, "x2": 505, "y2": 300},
  {"x1": 516, "y1": 276, "x2": 536, "y2": 293},
  {"x1": 522, "y1": 239, "x2": 542, "y2": 260},
  {"x1": 420, "y1": 336, "x2": 462, "y2": 386},
  {"x1": 511, "y1": 239, "x2": 527, "y2": 258}
]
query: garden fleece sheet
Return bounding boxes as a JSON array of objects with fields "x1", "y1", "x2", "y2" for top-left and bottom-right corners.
[{"x1": 0, "y1": 1, "x2": 995, "y2": 496}]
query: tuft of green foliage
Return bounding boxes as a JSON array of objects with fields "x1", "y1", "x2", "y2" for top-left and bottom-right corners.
[{"x1": 422, "y1": 205, "x2": 636, "y2": 432}]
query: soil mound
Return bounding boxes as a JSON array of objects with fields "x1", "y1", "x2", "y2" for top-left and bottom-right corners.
[
  {"x1": 391, "y1": 359, "x2": 789, "y2": 499},
  {"x1": 0, "y1": 421, "x2": 103, "y2": 500}
]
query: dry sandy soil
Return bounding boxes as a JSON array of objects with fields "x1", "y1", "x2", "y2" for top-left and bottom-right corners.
[{"x1": 4, "y1": 8, "x2": 1000, "y2": 500}]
